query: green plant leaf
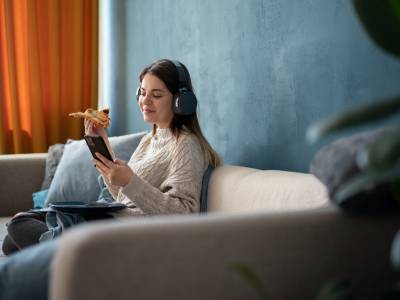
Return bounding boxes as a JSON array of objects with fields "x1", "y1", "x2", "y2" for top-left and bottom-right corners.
[
  {"x1": 307, "y1": 96, "x2": 400, "y2": 142},
  {"x1": 390, "y1": 178, "x2": 400, "y2": 204},
  {"x1": 352, "y1": 0, "x2": 400, "y2": 57},
  {"x1": 356, "y1": 127, "x2": 400, "y2": 170},
  {"x1": 230, "y1": 262, "x2": 270, "y2": 300},
  {"x1": 316, "y1": 279, "x2": 353, "y2": 300},
  {"x1": 391, "y1": 229, "x2": 400, "y2": 268}
]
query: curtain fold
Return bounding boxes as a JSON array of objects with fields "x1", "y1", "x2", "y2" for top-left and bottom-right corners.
[{"x1": 0, "y1": 0, "x2": 98, "y2": 154}]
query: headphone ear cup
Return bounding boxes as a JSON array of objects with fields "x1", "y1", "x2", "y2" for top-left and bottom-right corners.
[
  {"x1": 173, "y1": 90, "x2": 197, "y2": 115},
  {"x1": 136, "y1": 86, "x2": 140, "y2": 102},
  {"x1": 172, "y1": 94, "x2": 180, "y2": 114}
]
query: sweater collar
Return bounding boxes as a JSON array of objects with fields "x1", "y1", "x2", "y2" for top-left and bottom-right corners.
[{"x1": 155, "y1": 128, "x2": 173, "y2": 140}]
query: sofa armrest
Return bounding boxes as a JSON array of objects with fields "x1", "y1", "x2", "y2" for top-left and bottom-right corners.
[
  {"x1": 51, "y1": 206, "x2": 400, "y2": 300},
  {"x1": 0, "y1": 153, "x2": 47, "y2": 216}
]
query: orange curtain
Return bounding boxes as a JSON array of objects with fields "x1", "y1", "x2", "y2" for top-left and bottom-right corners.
[{"x1": 0, "y1": 0, "x2": 98, "y2": 154}]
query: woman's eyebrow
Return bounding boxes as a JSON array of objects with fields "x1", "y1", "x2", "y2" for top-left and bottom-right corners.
[{"x1": 140, "y1": 88, "x2": 165, "y2": 92}]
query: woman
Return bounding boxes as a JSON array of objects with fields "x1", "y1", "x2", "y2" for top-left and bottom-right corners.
[{"x1": 1, "y1": 58, "x2": 221, "y2": 256}]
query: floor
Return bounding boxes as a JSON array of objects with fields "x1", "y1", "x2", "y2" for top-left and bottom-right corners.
[{"x1": 0, "y1": 217, "x2": 10, "y2": 260}]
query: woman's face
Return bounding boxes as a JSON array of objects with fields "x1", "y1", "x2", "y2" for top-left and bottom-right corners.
[{"x1": 138, "y1": 73, "x2": 174, "y2": 129}]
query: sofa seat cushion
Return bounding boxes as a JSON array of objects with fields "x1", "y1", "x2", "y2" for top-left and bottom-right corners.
[{"x1": 207, "y1": 165, "x2": 329, "y2": 213}]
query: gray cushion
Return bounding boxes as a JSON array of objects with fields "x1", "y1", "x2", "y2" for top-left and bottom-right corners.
[
  {"x1": 41, "y1": 143, "x2": 66, "y2": 190},
  {"x1": 310, "y1": 127, "x2": 397, "y2": 213},
  {"x1": 45, "y1": 132, "x2": 147, "y2": 206}
]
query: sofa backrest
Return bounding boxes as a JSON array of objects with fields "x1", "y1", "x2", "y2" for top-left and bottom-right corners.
[{"x1": 207, "y1": 165, "x2": 329, "y2": 213}]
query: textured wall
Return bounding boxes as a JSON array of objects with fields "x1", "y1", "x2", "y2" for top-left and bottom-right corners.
[{"x1": 105, "y1": 0, "x2": 400, "y2": 172}]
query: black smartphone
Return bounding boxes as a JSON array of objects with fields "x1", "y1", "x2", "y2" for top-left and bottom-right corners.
[{"x1": 84, "y1": 135, "x2": 113, "y2": 162}]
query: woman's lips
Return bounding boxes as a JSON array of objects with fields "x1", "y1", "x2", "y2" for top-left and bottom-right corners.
[{"x1": 143, "y1": 109, "x2": 155, "y2": 114}]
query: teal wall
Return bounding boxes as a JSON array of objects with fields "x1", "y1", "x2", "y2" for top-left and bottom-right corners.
[{"x1": 104, "y1": 0, "x2": 400, "y2": 172}]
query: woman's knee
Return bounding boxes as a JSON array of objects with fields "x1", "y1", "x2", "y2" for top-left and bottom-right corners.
[{"x1": 8, "y1": 216, "x2": 45, "y2": 234}]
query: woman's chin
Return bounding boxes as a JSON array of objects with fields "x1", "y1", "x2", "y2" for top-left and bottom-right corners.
[{"x1": 143, "y1": 116, "x2": 155, "y2": 123}]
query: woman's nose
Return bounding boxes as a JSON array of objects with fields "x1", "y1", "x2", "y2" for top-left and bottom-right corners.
[{"x1": 141, "y1": 94, "x2": 152, "y2": 104}]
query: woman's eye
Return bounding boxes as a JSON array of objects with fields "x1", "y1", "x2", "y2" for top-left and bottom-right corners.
[{"x1": 153, "y1": 95, "x2": 162, "y2": 98}]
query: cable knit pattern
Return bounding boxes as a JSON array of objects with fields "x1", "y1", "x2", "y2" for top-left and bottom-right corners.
[{"x1": 105, "y1": 128, "x2": 209, "y2": 218}]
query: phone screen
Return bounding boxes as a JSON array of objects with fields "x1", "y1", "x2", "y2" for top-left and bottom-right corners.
[{"x1": 84, "y1": 135, "x2": 113, "y2": 161}]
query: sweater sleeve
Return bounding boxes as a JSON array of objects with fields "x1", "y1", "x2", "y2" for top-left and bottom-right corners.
[{"x1": 120, "y1": 136, "x2": 207, "y2": 215}]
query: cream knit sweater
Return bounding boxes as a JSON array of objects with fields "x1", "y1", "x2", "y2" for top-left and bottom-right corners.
[{"x1": 105, "y1": 128, "x2": 209, "y2": 218}]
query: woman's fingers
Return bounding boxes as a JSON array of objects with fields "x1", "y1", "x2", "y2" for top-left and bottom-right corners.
[
  {"x1": 93, "y1": 155, "x2": 132, "y2": 187},
  {"x1": 113, "y1": 158, "x2": 126, "y2": 165},
  {"x1": 95, "y1": 152, "x2": 114, "y2": 166},
  {"x1": 93, "y1": 160, "x2": 110, "y2": 180},
  {"x1": 85, "y1": 119, "x2": 105, "y2": 136},
  {"x1": 84, "y1": 119, "x2": 95, "y2": 135},
  {"x1": 95, "y1": 165, "x2": 107, "y2": 177},
  {"x1": 92, "y1": 157, "x2": 107, "y2": 171}
]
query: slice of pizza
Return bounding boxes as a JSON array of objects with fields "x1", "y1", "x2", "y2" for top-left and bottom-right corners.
[{"x1": 69, "y1": 108, "x2": 110, "y2": 127}]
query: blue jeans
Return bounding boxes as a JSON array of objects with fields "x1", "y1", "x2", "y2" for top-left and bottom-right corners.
[{"x1": 0, "y1": 239, "x2": 58, "y2": 300}]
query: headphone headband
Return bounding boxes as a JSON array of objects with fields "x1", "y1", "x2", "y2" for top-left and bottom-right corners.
[{"x1": 171, "y1": 60, "x2": 189, "y2": 90}]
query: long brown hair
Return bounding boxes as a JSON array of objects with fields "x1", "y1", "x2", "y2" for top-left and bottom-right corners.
[{"x1": 139, "y1": 59, "x2": 221, "y2": 167}]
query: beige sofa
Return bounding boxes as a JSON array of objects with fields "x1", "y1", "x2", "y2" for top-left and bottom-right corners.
[{"x1": 1, "y1": 153, "x2": 400, "y2": 299}]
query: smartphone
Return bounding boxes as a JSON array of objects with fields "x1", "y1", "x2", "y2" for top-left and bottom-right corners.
[{"x1": 84, "y1": 135, "x2": 113, "y2": 162}]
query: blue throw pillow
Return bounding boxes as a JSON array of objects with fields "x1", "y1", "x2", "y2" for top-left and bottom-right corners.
[
  {"x1": 32, "y1": 189, "x2": 49, "y2": 209},
  {"x1": 45, "y1": 132, "x2": 147, "y2": 207}
]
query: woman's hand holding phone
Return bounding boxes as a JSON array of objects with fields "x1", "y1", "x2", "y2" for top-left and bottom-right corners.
[
  {"x1": 84, "y1": 119, "x2": 107, "y2": 139},
  {"x1": 84, "y1": 119, "x2": 115, "y2": 161},
  {"x1": 93, "y1": 153, "x2": 134, "y2": 187},
  {"x1": 83, "y1": 116, "x2": 131, "y2": 186}
]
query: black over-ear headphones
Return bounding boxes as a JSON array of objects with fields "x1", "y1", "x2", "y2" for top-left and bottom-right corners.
[{"x1": 136, "y1": 60, "x2": 197, "y2": 116}]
